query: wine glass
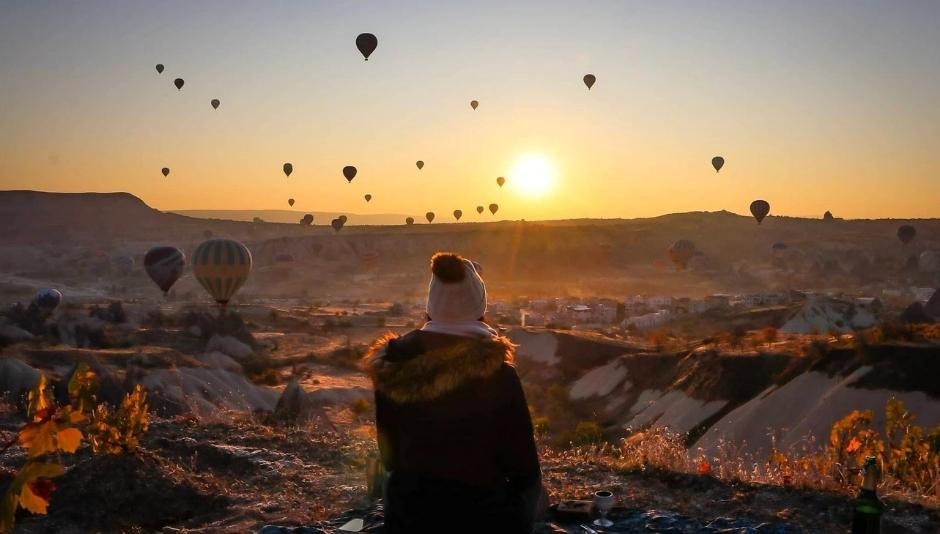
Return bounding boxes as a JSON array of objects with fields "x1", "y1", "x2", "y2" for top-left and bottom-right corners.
[{"x1": 593, "y1": 490, "x2": 614, "y2": 528}]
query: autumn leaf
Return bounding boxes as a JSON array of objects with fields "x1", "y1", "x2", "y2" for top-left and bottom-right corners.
[
  {"x1": 56, "y1": 427, "x2": 82, "y2": 453},
  {"x1": 18, "y1": 422, "x2": 57, "y2": 458},
  {"x1": 27, "y1": 479, "x2": 55, "y2": 501},
  {"x1": 697, "y1": 459, "x2": 712, "y2": 475},
  {"x1": 846, "y1": 437, "x2": 862, "y2": 453},
  {"x1": 19, "y1": 482, "x2": 50, "y2": 515}
]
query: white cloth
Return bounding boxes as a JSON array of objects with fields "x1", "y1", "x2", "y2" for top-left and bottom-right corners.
[
  {"x1": 426, "y1": 258, "x2": 487, "y2": 322},
  {"x1": 421, "y1": 320, "x2": 497, "y2": 339}
]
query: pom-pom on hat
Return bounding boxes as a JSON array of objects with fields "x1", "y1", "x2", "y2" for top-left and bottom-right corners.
[{"x1": 426, "y1": 252, "x2": 487, "y2": 322}]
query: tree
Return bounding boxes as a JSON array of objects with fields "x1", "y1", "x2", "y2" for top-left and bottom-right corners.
[
  {"x1": 649, "y1": 330, "x2": 669, "y2": 352},
  {"x1": 762, "y1": 326, "x2": 779, "y2": 347}
]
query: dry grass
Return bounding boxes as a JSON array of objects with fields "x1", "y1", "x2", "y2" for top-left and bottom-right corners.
[{"x1": 542, "y1": 397, "x2": 940, "y2": 509}]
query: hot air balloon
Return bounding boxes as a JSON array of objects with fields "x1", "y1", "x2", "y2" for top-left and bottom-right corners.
[
  {"x1": 453, "y1": 209, "x2": 462, "y2": 221},
  {"x1": 192, "y1": 239, "x2": 252, "y2": 309},
  {"x1": 288, "y1": 198, "x2": 295, "y2": 207},
  {"x1": 364, "y1": 194, "x2": 372, "y2": 202},
  {"x1": 300, "y1": 214, "x2": 313, "y2": 226},
  {"x1": 823, "y1": 211, "x2": 835, "y2": 221},
  {"x1": 331, "y1": 218, "x2": 345, "y2": 232},
  {"x1": 712, "y1": 156, "x2": 724, "y2": 173},
  {"x1": 668, "y1": 239, "x2": 696, "y2": 270},
  {"x1": 476, "y1": 206, "x2": 484, "y2": 214},
  {"x1": 405, "y1": 217, "x2": 414, "y2": 225},
  {"x1": 898, "y1": 225, "x2": 916, "y2": 245},
  {"x1": 489, "y1": 203, "x2": 499, "y2": 215},
  {"x1": 470, "y1": 100, "x2": 478, "y2": 110},
  {"x1": 144, "y1": 246, "x2": 185, "y2": 296},
  {"x1": 583, "y1": 74, "x2": 596, "y2": 90},
  {"x1": 155, "y1": 64, "x2": 164, "y2": 74},
  {"x1": 174, "y1": 78, "x2": 184, "y2": 90},
  {"x1": 33, "y1": 288, "x2": 62, "y2": 312},
  {"x1": 161, "y1": 167, "x2": 170, "y2": 177},
  {"x1": 283, "y1": 163, "x2": 293, "y2": 177},
  {"x1": 339, "y1": 215, "x2": 348, "y2": 224},
  {"x1": 416, "y1": 160, "x2": 424, "y2": 170},
  {"x1": 750, "y1": 200, "x2": 770, "y2": 224},
  {"x1": 343, "y1": 166, "x2": 357, "y2": 182},
  {"x1": 356, "y1": 33, "x2": 378, "y2": 60},
  {"x1": 211, "y1": 99, "x2": 220, "y2": 110},
  {"x1": 426, "y1": 212, "x2": 435, "y2": 223},
  {"x1": 496, "y1": 176, "x2": 505, "y2": 188}
]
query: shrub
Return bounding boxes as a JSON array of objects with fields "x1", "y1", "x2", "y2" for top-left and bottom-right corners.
[
  {"x1": 0, "y1": 364, "x2": 149, "y2": 531},
  {"x1": 532, "y1": 416, "x2": 551, "y2": 438},
  {"x1": 559, "y1": 421, "x2": 604, "y2": 447},
  {"x1": 350, "y1": 398, "x2": 372, "y2": 417}
]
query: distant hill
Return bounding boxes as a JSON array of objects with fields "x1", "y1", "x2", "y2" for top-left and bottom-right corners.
[
  {"x1": 171, "y1": 209, "x2": 409, "y2": 226},
  {"x1": 4, "y1": 190, "x2": 940, "y2": 300}
]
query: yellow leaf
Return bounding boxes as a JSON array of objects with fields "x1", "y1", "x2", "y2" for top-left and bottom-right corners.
[
  {"x1": 846, "y1": 437, "x2": 862, "y2": 453},
  {"x1": 56, "y1": 428, "x2": 82, "y2": 454},
  {"x1": 18, "y1": 483, "x2": 49, "y2": 515},
  {"x1": 67, "y1": 409, "x2": 86, "y2": 424},
  {"x1": 19, "y1": 422, "x2": 57, "y2": 458}
]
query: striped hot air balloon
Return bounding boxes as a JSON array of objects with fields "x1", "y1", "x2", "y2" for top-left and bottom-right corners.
[{"x1": 192, "y1": 239, "x2": 252, "y2": 309}]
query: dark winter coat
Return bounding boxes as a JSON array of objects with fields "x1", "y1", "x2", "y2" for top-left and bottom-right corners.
[{"x1": 363, "y1": 330, "x2": 542, "y2": 533}]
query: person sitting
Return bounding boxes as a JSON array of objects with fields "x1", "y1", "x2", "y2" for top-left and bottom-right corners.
[{"x1": 362, "y1": 252, "x2": 542, "y2": 533}]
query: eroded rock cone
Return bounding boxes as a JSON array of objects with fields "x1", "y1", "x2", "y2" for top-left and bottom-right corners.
[
  {"x1": 183, "y1": 310, "x2": 256, "y2": 348},
  {"x1": 273, "y1": 378, "x2": 335, "y2": 429}
]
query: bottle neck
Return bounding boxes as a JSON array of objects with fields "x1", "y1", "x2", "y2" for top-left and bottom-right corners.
[{"x1": 862, "y1": 468, "x2": 878, "y2": 491}]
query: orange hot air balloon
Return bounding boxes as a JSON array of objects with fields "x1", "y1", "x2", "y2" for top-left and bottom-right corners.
[
  {"x1": 288, "y1": 198, "x2": 295, "y2": 207},
  {"x1": 712, "y1": 156, "x2": 724, "y2": 173},
  {"x1": 416, "y1": 160, "x2": 424, "y2": 170},
  {"x1": 668, "y1": 239, "x2": 696, "y2": 270},
  {"x1": 283, "y1": 163, "x2": 293, "y2": 177},
  {"x1": 364, "y1": 194, "x2": 372, "y2": 202},
  {"x1": 476, "y1": 206, "x2": 484, "y2": 214},
  {"x1": 488, "y1": 203, "x2": 498, "y2": 215},
  {"x1": 453, "y1": 209, "x2": 462, "y2": 221},
  {"x1": 750, "y1": 200, "x2": 770, "y2": 224},
  {"x1": 426, "y1": 212, "x2": 435, "y2": 223},
  {"x1": 144, "y1": 246, "x2": 185, "y2": 296},
  {"x1": 496, "y1": 176, "x2": 505, "y2": 188},
  {"x1": 405, "y1": 217, "x2": 414, "y2": 225},
  {"x1": 898, "y1": 225, "x2": 916, "y2": 245},
  {"x1": 356, "y1": 33, "x2": 378, "y2": 60}
]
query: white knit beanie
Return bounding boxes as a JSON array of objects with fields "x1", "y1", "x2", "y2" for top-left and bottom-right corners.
[{"x1": 426, "y1": 253, "x2": 487, "y2": 322}]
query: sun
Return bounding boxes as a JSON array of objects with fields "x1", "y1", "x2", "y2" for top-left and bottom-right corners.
[{"x1": 510, "y1": 154, "x2": 556, "y2": 198}]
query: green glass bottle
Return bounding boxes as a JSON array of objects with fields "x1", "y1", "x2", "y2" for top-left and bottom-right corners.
[{"x1": 851, "y1": 456, "x2": 883, "y2": 534}]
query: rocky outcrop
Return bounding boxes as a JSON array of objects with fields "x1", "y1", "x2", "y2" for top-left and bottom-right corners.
[
  {"x1": 273, "y1": 379, "x2": 338, "y2": 428},
  {"x1": 0, "y1": 358, "x2": 40, "y2": 399},
  {"x1": 206, "y1": 334, "x2": 255, "y2": 360},
  {"x1": 0, "y1": 321, "x2": 34, "y2": 345}
]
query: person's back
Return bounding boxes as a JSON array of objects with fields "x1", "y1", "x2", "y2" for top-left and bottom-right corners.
[{"x1": 362, "y1": 253, "x2": 542, "y2": 533}]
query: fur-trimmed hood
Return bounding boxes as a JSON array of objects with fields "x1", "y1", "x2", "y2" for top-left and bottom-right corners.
[{"x1": 362, "y1": 331, "x2": 516, "y2": 404}]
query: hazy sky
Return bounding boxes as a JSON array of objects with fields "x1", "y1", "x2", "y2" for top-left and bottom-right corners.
[{"x1": 1, "y1": 1, "x2": 939, "y2": 220}]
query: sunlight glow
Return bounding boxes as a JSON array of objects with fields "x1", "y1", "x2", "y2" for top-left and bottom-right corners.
[{"x1": 510, "y1": 154, "x2": 556, "y2": 199}]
